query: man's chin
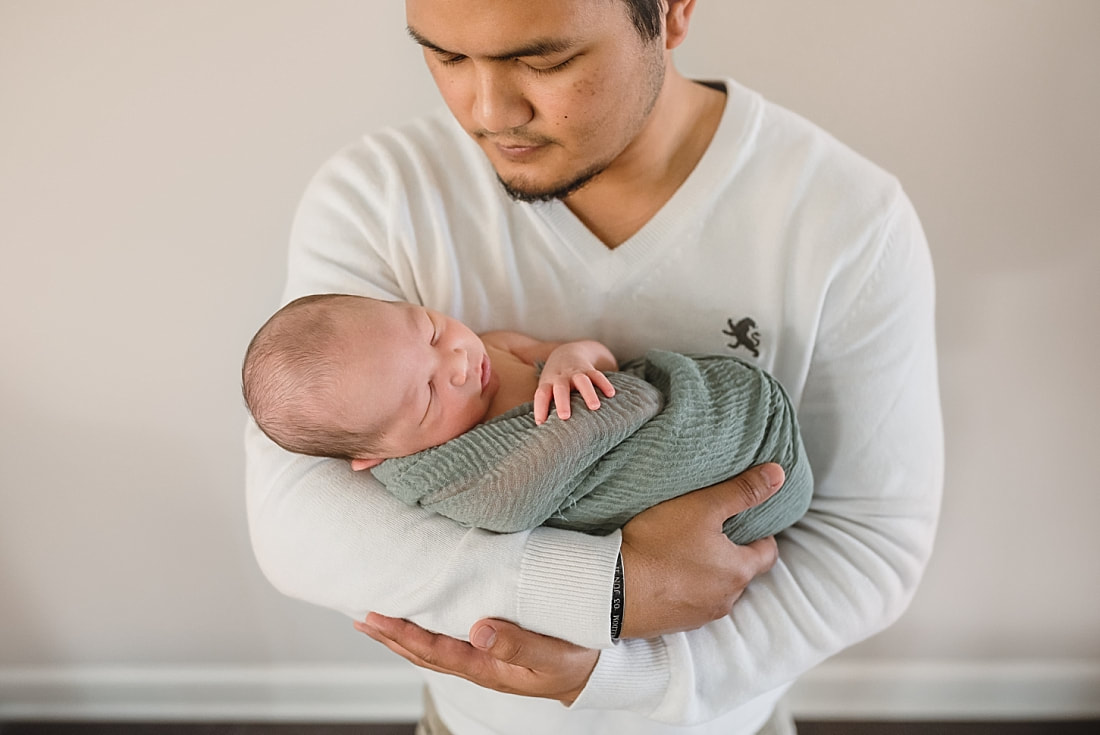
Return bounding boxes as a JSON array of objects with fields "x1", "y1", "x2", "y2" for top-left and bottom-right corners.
[{"x1": 497, "y1": 168, "x2": 602, "y2": 203}]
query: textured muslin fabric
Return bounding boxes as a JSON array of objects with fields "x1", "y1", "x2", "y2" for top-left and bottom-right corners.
[{"x1": 373, "y1": 351, "x2": 813, "y2": 543}]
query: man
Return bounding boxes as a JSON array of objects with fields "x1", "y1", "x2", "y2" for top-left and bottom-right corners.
[{"x1": 244, "y1": 1, "x2": 943, "y2": 733}]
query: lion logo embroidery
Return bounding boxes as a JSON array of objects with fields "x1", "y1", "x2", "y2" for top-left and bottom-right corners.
[{"x1": 723, "y1": 317, "x2": 761, "y2": 358}]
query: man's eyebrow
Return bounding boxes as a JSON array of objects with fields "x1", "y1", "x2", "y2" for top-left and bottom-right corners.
[{"x1": 406, "y1": 25, "x2": 576, "y2": 60}]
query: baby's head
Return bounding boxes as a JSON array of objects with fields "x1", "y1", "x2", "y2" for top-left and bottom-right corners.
[
  {"x1": 242, "y1": 294, "x2": 385, "y2": 462},
  {"x1": 242, "y1": 294, "x2": 497, "y2": 469}
]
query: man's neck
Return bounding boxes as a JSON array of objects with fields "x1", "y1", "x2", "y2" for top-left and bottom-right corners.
[{"x1": 563, "y1": 75, "x2": 726, "y2": 249}]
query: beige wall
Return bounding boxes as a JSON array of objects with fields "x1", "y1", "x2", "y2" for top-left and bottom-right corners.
[{"x1": 2, "y1": 0, "x2": 1098, "y2": 714}]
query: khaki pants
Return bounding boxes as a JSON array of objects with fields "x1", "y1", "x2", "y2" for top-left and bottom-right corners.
[{"x1": 416, "y1": 689, "x2": 797, "y2": 735}]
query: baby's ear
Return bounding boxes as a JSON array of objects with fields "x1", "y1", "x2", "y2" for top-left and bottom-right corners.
[{"x1": 350, "y1": 457, "x2": 384, "y2": 471}]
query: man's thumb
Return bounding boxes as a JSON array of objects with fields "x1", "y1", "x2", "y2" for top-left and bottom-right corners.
[
  {"x1": 719, "y1": 463, "x2": 784, "y2": 515},
  {"x1": 470, "y1": 622, "x2": 498, "y2": 650},
  {"x1": 756, "y1": 463, "x2": 785, "y2": 494},
  {"x1": 471, "y1": 619, "x2": 560, "y2": 667}
]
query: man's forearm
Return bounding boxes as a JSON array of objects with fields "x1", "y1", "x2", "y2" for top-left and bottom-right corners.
[{"x1": 246, "y1": 420, "x2": 621, "y2": 645}]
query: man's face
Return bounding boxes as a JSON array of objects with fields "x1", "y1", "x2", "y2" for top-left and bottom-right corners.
[{"x1": 406, "y1": 0, "x2": 666, "y2": 201}]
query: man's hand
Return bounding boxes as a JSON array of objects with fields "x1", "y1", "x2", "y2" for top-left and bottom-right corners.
[
  {"x1": 355, "y1": 464, "x2": 782, "y2": 699},
  {"x1": 619, "y1": 463, "x2": 784, "y2": 638},
  {"x1": 354, "y1": 613, "x2": 599, "y2": 705}
]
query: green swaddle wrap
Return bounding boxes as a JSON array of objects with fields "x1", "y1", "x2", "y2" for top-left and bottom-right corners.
[{"x1": 372, "y1": 350, "x2": 812, "y2": 544}]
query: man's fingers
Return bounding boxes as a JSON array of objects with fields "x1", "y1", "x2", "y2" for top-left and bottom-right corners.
[
  {"x1": 356, "y1": 614, "x2": 491, "y2": 679},
  {"x1": 469, "y1": 618, "x2": 597, "y2": 700},
  {"x1": 355, "y1": 618, "x2": 431, "y2": 666},
  {"x1": 471, "y1": 619, "x2": 544, "y2": 666},
  {"x1": 702, "y1": 463, "x2": 785, "y2": 520},
  {"x1": 357, "y1": 621, "x2": 444, "y2": 673},
  {"x1": 358, "y1": 614, "x2": 455, "y2": 665},
  {"x1": 742, "y1": 535, "x2": 780, "y2": 575},
  {"x1": 469, "y1": 618, "x2": 569, "y2": 668},
  {"x1": 471, "y1": 621, "x2": 522, "y2": 662},
  {"x1": 356, "y1": 614, "x2": 597, "y2": 704}
]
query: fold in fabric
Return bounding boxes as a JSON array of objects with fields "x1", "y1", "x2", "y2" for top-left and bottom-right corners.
[{"x1": 372, "y1": 350, "x2": 812, "y2": 544}]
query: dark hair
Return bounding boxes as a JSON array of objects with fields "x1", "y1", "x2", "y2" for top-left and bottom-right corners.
[
  {"x1": 621, "y1": 0, "x2": 664, "y2": 41},
  {"x1": 242, "y1": 294, "x2": 386, "y2": 461}
]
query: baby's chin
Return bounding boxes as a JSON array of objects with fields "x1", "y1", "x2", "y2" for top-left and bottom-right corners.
[{"x1": 480, "y1": 380, "x2": 508, "y2": 422}]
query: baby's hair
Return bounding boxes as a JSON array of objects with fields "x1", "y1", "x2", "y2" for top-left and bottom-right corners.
[{"x1": 242, "y1": 294, "x2": 386, "y2": 460}]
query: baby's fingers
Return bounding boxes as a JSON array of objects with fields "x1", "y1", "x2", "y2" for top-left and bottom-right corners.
[
  {"x1": 533, "y1": 384, "x2": 553, "y2": 425},
  {"x1": 590, "y1": 371, "x2": 616, "y2": 398},
  {"x1": 554, "y1": 381, "x2": 573, "y2": 420},
  {"x1": 572, "y1": 375, "x2": 603, "y2": 413}
]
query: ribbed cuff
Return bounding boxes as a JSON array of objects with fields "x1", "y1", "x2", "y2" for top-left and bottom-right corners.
[
  {"x1": 570, "y1": 636, "x2": 671, "y2": 715},
  {"x1": 516, "y1": 527, "x2": 621, "y2": 649}
]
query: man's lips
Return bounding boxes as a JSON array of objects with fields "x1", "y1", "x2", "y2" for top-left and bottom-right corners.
[
  {"x1": 476, "y1": 133, "x2": 553, "y2": 161},
  {"x1": 493, "y1": 141, "x2": 546, "y2": 161}
]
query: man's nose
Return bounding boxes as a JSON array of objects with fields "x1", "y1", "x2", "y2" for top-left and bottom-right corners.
[{"x1": 472, "y1": 67, "x2": 534, "y2": 134}]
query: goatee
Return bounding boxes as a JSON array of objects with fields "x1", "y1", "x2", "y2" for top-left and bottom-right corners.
[{"x1": 498, "y1": 165, "x2": 605, "y2": 203}]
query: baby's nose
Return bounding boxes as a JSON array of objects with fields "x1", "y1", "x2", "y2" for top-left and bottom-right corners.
[{"x1": 449, "y1": 350, "x2": 468, "y2": 386}]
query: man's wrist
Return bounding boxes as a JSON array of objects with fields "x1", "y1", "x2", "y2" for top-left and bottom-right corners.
[
  {"x1": 518, "y1": 527, "x2": 621, "y2": 647},
  {"x1": 610, "y1": 551, "x2": 625, "y2": 640}
]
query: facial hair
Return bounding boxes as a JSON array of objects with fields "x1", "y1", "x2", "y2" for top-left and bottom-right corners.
[
  {"x1": 497, "y1": 163, "x2": 604, "y2": 203},
  {"x1": 496, "y1": 42, "x2": 666, "y2": 203}
]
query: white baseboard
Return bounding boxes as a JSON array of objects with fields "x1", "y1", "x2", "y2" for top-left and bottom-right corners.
[
  {"x1": 0, "y1": 664, "x2": 424, "y2": 722},
  {"x1": 1, "y1": 659, "x2": 1098, "y2": 722},
  {"x1": 786, "y1": 659, "x2": 1100, "y2": 720}
]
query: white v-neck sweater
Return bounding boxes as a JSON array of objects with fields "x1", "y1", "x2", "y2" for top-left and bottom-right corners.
[{"x1": 245, "y1": 79, "x2": 943, "y2": 734}]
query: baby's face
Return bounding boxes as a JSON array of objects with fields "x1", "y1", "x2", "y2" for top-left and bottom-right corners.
[{"x1": 341, "y1": 301, "x2": 499, "y2": 459}]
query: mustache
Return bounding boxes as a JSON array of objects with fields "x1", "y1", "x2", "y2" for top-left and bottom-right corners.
[{"x1": 473, "y1": 128, "x2": 556, "y2": 147}]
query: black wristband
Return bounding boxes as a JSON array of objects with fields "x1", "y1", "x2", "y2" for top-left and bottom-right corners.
[{"x1": 610, "y1": 551, "x2": 625, "y2": 640}]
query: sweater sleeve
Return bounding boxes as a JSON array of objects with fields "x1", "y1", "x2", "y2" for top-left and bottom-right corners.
[
  {"x1": 244, "y1": 142, "x2": 620, "y2": 648},
  {"x1": 571, "y1": 188, "x2": 944, "y2": 723}
]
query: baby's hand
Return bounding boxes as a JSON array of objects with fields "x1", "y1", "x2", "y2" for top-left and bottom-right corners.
[{"x1": 533, "y1": 344, "x2": 616, "y2": 425}]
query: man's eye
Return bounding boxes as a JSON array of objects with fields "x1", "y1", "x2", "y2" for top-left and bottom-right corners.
[
  {"x1": 436, "y1": 53, "x2": 466, "y2": 67},
  {"x1": 527, "y1": 57, "x2": 576, "y2": 76}
]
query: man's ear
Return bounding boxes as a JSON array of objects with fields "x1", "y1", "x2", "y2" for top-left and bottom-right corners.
[
  {"x1": 350, "y1": 457, "x2": 384, "y2": 471},
  {"x1": 664, "y1": 0, "x2": 698, "y2": 51}
]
